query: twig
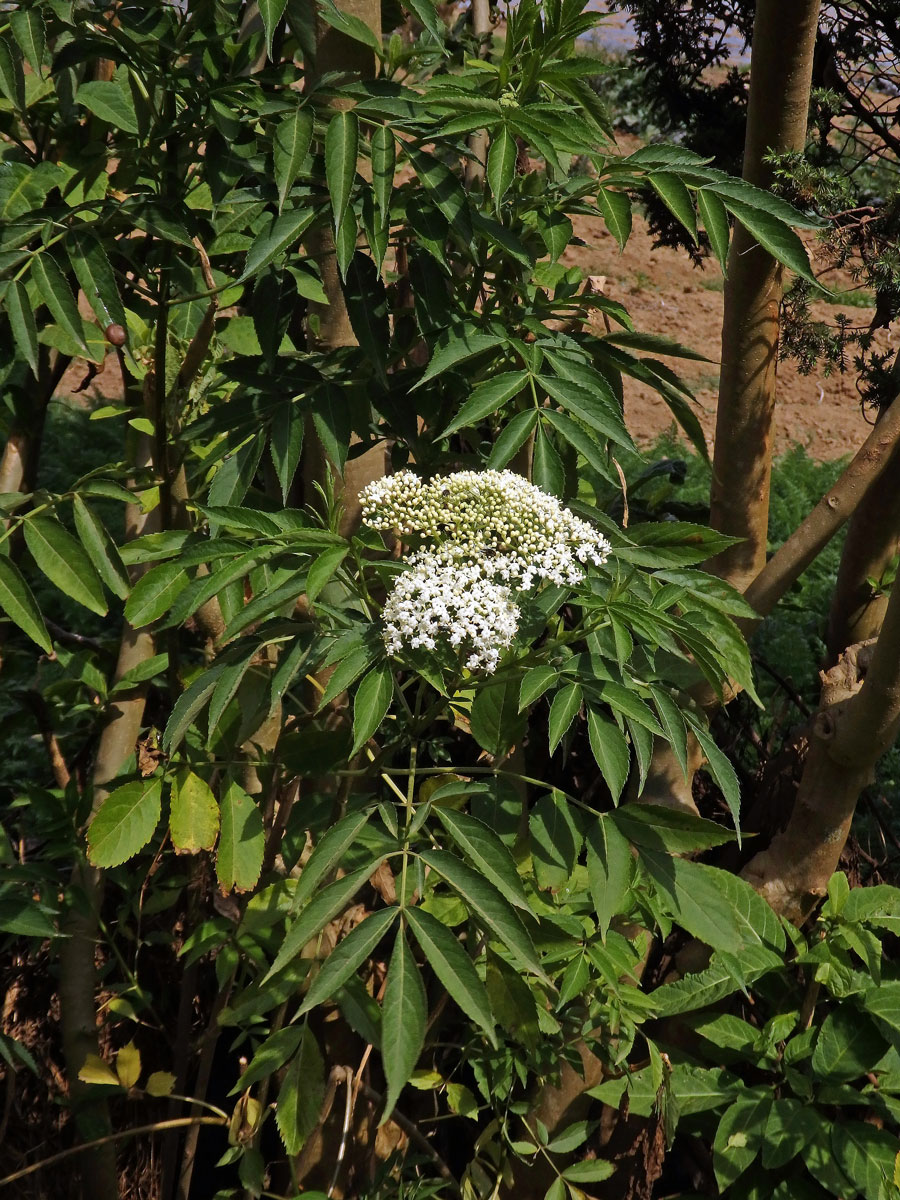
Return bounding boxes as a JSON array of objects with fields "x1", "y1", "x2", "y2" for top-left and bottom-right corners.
[
  {"x1": 0, "y1": 1116, "x2": 225, "y2": 1188},
  {"x1": 327, "y1": 1067, "x2": 354, "y2": 1198},
  {"x1": 357, "y1": 1083, "x2": 461, "y2": 1195}
]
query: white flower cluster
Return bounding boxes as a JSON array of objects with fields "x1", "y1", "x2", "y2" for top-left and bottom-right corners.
[
  {"x1": 361, "y1": 469, "x2": 611, "y2": 673},
  {"x1": 382, "y1": 546, "x2": 520, "y2": 673}
]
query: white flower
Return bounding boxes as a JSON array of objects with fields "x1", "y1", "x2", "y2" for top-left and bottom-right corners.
[{"x1": 361, "y1": 469, "x2": 611, "y2": 673}]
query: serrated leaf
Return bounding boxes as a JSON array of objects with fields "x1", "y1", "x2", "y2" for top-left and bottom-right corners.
[
  {"x1": 649, "y1": 171, "x2": 697, "y2": 241},
  {"x1": 562, "y1": 1159, "x2": 615, "y2": 1183},
  {"x1": 548, "y1": 683, "x2": 582, "y2": 755},
  {"x1": 306, "y1": 543, "x2": 348, "y2": 603},
  {"x1": 116, "y1": 1041, "x2": 141, "y2": 1089},
  {"x1": 586, "y1": 708, "x2": 629, "y2": 803},
  {"x1": 420, "y1": 849, "x2": 547, "y2": 980},
  {"x1": 812, "y1": 1007, "x2": 888, "y2": 1081},
  {"x1": 170, "y1": 769, "x2": 220, "y2": 853},
  {"x1": 77, "y1": 80, "x2": 139, "y2": 135},
  {"x1": 434, "y1": 808, "x2": 529, "y2": 909},
  {"x1": 217, "y1": 780, "x2": 264, "y2": 893},
  {"x1": 470, "y1": 677, "x2": 525, "y2": 756},
  {"x1": 87, "y1": 778, "x2": 163, "y2": 867},
  {"x1": 300, "y1": 908, "x2": 398, "y2": 1014},
  {"x1": 276, "y1": 1028, "x2": 325, "y2": 1154},
  {"x1": 539, "y1": 373, "x2": 633, "y2": 452},
  {"x1": 533, "y1": 424, "x2": 564, "y2": 496},
  {"x1": 125, "y1": 559, "x2": 189, "y2": 627},
  {"x1": 611, "y1": 804, "x2": 733, "y2": 854},
  {"x1": 381, "y1": 928, "x2": 427, "y2": 1120},
  {"x1": 23, "y1": 515, "x2": 106, "y2": 615},
  {"x1": 78, "y1": 1054, "x2": 120, "y2": 1087},
  {"x1": 487, "y1": 408, "x2": 539, "y2": 469},
  {"x1": 405, "y1": 907, "x2": 495, "y2": 1042},
  {"x1": 713, "y1": 1092, "x2": 772, "y2": 1191},
  {"x1": 586, "y1": 816, "x2": 632, "y2": 938},
  {"x1": 67, "y1": 230, "x2": 127, "y2": 330},
  {"x1": 596, "y1": 187, "x2": 631, "y2": 249},
  {"x1": 688, "y1": 720, "x2": 742, "y2": 841},
  {"x1": 0, "y1": 554, "x2": 52, "y2": 653},
  {"x1": 72, "y1": 495, "x2": 130, "y2": 601},
  {"x1": 5, "y1": 278, "x2": 38, "y2": 375},
  {"x1": 0, "y1": 37, "x2": 25, "y2": 111},
  {"x1": 519, "y1": 665, "x2": 558, "y2": 711},
  {"x1": 146, "y1": 1071, "x2": 176, "y2": 1097},
  {"x1": 831, "y1": 1121, "x2": 900, "y2": 1199},
  {"x1": 696, "y1": 188, "x2": 730, "y2": 272},
  {"x1": 31, "y1": 252, "x2": 88, "y2": 351},
  {"x1": 240, "y1": 207, "x2": 315, "y2": 282},
  {"x1": 717, "y1": 193, "x2": 818, "y2": 283},
  {"x1": 440, "y1": 370, "x2": 528, "y2": 437},
  {"x1": 326, "y1": 110, "x2": 359, "y2": 239},
  {"x1": 291, "y1": 810, "x2": 372, "y2": 910},
  {"x1": 267, "y1": 861, "x2": 383, "y2": 980},
  {"x1": 10, "y1": 9, "x2": 45, "y2": 75},
  {"x1": 415, "y1": 327, "x2": 506, "y2": 388},
  {"x1": 273, "y1": 107, "x2": 313, "y2": 213},
  {"x1": 371, "y1": 125, "x2": 396, "y2": 217},
  {"x1": 352, "y1": 664, "x2": 393, "y2": 755},
  {"x1": 259, "y1": 0, "x2": 288, "y2": 56},
  {"x1": 530, "y1": 791, "x2": 583, "y2": 891},
  {"x1": 487, "y1": 126, "x2": 516, "y2": 209},
  {"x1": 269, "y1": 398, "x2": 304, "y2": 502}
]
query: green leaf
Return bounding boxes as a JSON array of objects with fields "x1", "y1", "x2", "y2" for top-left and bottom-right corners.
[
  {"x1": 318, "y1": 637, "x2": 380, "y2": 708},
  {"x1": 270, "y1": 399, "x2": 304, "y2": 502},
  {"x1": 863, "y1": 980, "x2": 900, "y2": 1042},
  {"x1": 548, "y1": 683, "x2": 582, "y2": 754},
  {"x1": 381, "y1": 928, "x2": 427, "y2": 1119},
  {"x1": 162, "y1": 661, "x2": 228, "y2": 752},
  {"x1": 420, "y1": 849, "x2": 547, "y2": 980},
  {"x1": 470, "y1": 677, "x2": 526, "y2": 756},
  {"x1": 586, "y1": 816, "x2": 632, "y2": 938},
  {"x1": 76, "y1": 80, "x2": 139, "y2": 135},
  {"x1": 352, "y1": 664, "x2": 393, "y2": 755},
  {"x1": 0, "y1": 37, "x2": 25, "y2": 110},
  {"x1": 487, "y1": 408, "x2": 539, "y2": 469},
  {"x1": 292, "y1": 810, "x2": 372, "y2": 910},
  {"x1": 306, "y1": 543, "x2": 348, "y2": 603},
  {"x1": 0, "y1": 554, "x2": 52, "y2": 652},
  {"x1": 276, "y1": 1028, "x2": 325, "y2": 1154},
  {"x1": 532, "y1": 424, "x2": 564, "y2": 496},
  {"x1": 713, "y1": 1091, "x2": 772, "y2": 1191},
  {"x1": 648, "y1": 686, "x2": 688, "y2": 780},
  {"x1": 718, "y1": 193, "x2": 818, "y2": 283},
  {"x1": 170, "y1": 769, "x2": 219, "y2": 853},
  {"x1": 530, "y1": 791, "x2": 583, "y2": 891},
  {"x1": 689, "y1": 721, "x2": 742, "y2": 840},
  {"x1": 539, "y1": 374, "x2": 633, "y2": 452},
  {"x1": 415, "y1": 327, "x2": 506, "y2": 388},
  {"x1": 762, "y1": 1099, "x2": 826, "y2": 1170},
  {"x1": 216, "y1": 781, "x2": 265, "y2": 893},
  {"x1": 67, "y1": 230, "x2": 127, "y2": 330},
  {"x1": 10, "y1": 9, "x2": 45, "y2": 75},
  {"x1": 316, "y1": 0, "x2": 383, "y2": 55},
  {"x1": 235, "y1": 1026, "x2": 304, "y2": 1094},
  {"x1": 596, "y1": 187, "x2": 632, "y2": 249},
  {"x1": 707, "y1": 178, "x2": 824, "y2": 229},
  {"x1": 537, "y1": 210, "x2": 573, "y2": 262},
  {"x1": 403, "y1": 0, "x2": 446, "y2": 43},
  {"x1": 562, "y1": 1160, "x2": 615, "y2": 1184},
  {"x1": 259, "y1": 0, "x2": 288, "y2": 57},
  {"x1": 696, "y1": 188, "x2": 730, "y2": 271},
  {"x1": 371, "y1": 125, "x2": 396, "y2": 217},
  {"x1": 267, "y1": 861, "x2": 383, "y2": 980},
  {"x1": 5, "y1": 278, "x2": 38, "y2": 375},
  {"x1": 434, "y1": 808, "x2": 529, "y2": 909},
  {"x1": 31, "y1": 253, "x2": 88, "y2": 352},
  {"x1": 87, "y1": 778, "x2": 163, "y2": 867},
  {"x1": 649, "y1": 172, "x2": 697, "y2": 241},
  {"x1": 72, "y1": 496, "x2": 130, "y2": 601},
  {"x1": 586, "y1": 708, "x2": 630, "y2": 802},
  {"x1": 240, "y1": 207, "x2": 315, "y2": 282},
  {"x1": 440, "y1": 371, "x2": 528, "y2": 437},
  {"x1": 611, "y1": 804, "x2": 734, "y2": 854},
  {"x1": 543, "y1": 409, "x2": 614, "y2": 481},
  {"x1": 405, "y1": 907, "x2": 495, "y2": 1042},
  {"x1": 831, "y1": 1121, "x2": 900, "y2": 1199},
  {"x1": 299, "y1": 908, "x2": 399, "y2": 1015},
  {"x1": 487, "y1": 127, "x2": 516, "y2": 209},
  {"x1": 642, "y1": 852, "x2": 747, "y2": 953},
  {"x1": 519, "y1": 665, "x2": 558, "y2": 711},
  {"x1": 23, "y1": 515, "x2": 106, "y2": 615},
  {"x1": 812, "y1": 1007, "x2": 889, "y2": 1081},
  {"x1": 601, "y1": 330, "x2": 709, "y2": 361},
  {"x1": 125, "y1": 559, "x2": 190, "y2": 627},
  {"x1": 326, "y1": 111, "x2": 359, "y2": 239}
]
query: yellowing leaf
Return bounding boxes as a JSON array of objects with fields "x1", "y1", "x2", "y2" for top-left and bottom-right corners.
[
  {"x1": 78, "y1": 1053, "x2": 119, "y2": 1087},
  {"x1": 146, "y1": 1071, "x2": 176, "y2": 1097},
  {"x1": 170, "y1": 769, "x2": 219, "y2": 853},
  {"x1": 116, "y1": 1041, "x2": 141, "y2": 1088}
]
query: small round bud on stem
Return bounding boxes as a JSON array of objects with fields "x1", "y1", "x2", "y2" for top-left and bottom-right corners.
[{"x1": 105, "y1": 324, "x2": 127, "y2": 347}]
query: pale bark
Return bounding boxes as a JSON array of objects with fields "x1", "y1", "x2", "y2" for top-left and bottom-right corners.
[
  {"x1": 464, "y1": 0, "x2": 491, "y2": 189},
  {"x1": 707, "y1": 0, "x2": 821, "y2": 590}
]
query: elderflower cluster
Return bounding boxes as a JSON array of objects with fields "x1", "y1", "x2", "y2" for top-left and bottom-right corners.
[
  {"x1": 361, "y1": 469, "x2": 611, "y2": 673},
  {"x1": 382, "y1": 547, "x2": 520, "y2": 673}
]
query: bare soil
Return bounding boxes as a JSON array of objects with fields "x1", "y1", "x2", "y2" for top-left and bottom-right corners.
[{"x1": 564, "y1": 198, "x2": 892, "y2": 462}]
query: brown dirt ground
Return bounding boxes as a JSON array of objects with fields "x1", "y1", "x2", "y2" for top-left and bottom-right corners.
[{"x1": 564, "y1": 195, "x2": 894, "y2": 462}]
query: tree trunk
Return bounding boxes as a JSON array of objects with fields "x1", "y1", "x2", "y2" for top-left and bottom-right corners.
[
  {"x1": 464, "y1": 0, "x2": 491, "y2": 189},
  {"x1": 707, "y1": 0, "x2": 821, "y2": 590},
  {"x1": 303, "y1": 0, "x2": 386, "y2": 537},
  {"x1": 826, "y1": 441, "x2": 900, "y2": 665}
]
